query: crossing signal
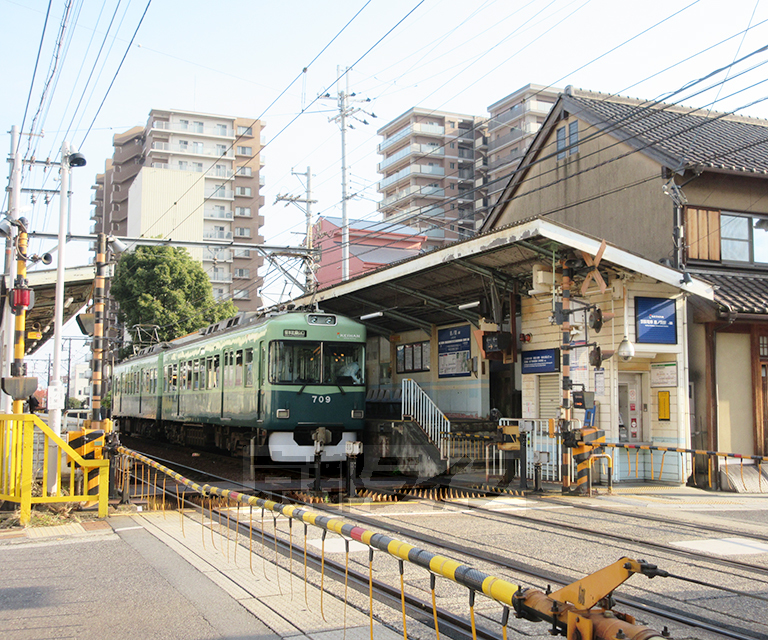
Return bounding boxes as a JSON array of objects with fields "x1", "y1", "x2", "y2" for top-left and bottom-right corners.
[
  {"x1": 587, "y1": 307, "x2": 614, "y2": 333},
  {"x1": 589, "y1": 345, "x2": 614, "y2": 367}
]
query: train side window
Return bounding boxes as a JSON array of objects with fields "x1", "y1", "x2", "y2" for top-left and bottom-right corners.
[
  {"x1": 187, "y1": 360, "x2": 193, "y2": 389},
  {"x1": 244, "y1": 348, "x2": 253, "y2": 387},
  {"x1": 235, "y1": 350, "x2": 244, "y2": 386},
  {"x1": 213, "y1": 354, "x2": 220, "y2": 388},
  {"x1": 193, "y1": 359, "x2": 199, "y2": 390},
  {"x1": 172, "y1": 364, "x2": 178, "y2": 391},
  {"x1": 180, "y1": 362, "x2": 187, "y2": 391}
]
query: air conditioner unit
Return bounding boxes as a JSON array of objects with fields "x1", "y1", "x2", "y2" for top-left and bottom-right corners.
[{"x1": 529, "y1": 264, "x2": 560, "y2": 294}]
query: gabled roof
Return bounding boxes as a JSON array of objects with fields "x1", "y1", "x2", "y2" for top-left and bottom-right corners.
[{"x1": 482, "y1": 87, "x2": 768, "y2": 232}]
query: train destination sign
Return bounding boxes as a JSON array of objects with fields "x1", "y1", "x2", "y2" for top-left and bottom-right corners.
[
  {"x1": 635, "y1": 297, "x2": 677, "y2": 344},
  {"x1": 284, "y1": 329, "x2": 307, "y2": 337},
  {"x1": 521, "y1": 348, "x2": 560, "y2": 374}
]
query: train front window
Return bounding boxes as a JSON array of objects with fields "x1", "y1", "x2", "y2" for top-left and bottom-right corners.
[
  {"x1": 269, "y1": 341, "x2": 321, "y2": 384},
  {"x1": 324, "y1": 343, "x2": 365, "y2": 385}
]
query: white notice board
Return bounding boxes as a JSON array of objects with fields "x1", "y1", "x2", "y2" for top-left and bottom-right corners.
[{"x1": 651, "y1": 362, "x2": 677, "y2": 387}]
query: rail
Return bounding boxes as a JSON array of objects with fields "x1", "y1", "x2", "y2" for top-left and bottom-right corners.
[
  {"x1": 0, "y1": 413, "x2": 109, "y2": 524},
  {"x1": 116, "y1": 447, "x2": 664, "y2": 640},
  {"x1": 400, "y1": 378, "x2": 450, "y2": 456}
]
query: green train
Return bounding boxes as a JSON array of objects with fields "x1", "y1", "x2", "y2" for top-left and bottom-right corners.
[{"x1": 112, "y1": 310, "x2": 366, "y2": 462}]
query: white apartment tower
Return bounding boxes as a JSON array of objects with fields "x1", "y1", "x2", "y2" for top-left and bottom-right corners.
[
  {"x1": 91, "y1": 109, "x2": 265, "y2": 313},
  {"x1": 474, "y1": 84, "x2": 561, "y2": 219},
  {"x1": 376, "y1": 108, "x2": 484, "y2": 250}
]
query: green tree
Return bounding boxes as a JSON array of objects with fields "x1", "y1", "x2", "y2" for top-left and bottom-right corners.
[{"x1": 110, "y1": 246, "x2": 238, "y2": 344}]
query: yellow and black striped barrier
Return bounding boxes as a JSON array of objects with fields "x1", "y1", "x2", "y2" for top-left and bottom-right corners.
[
  {"x1": 68, "y1": 429, "x2": 105, "y2": 498},
  {"x1": 117, "y1": 446, "x2": 664, "y2": 640}
]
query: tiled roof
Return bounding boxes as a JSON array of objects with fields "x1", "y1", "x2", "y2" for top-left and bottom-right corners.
[
  {"x1": 567, "y1": 89, "x2": 768, "y2": 175},
  {"x1": 690, "y1": 269, "x2": 768, "y2": 314}
]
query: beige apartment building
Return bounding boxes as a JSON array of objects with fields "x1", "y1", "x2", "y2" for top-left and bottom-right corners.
[
  {"x1": 475, "y1": 84, "x2": 561, "y2": 219},
  {"x1": 91, "y1": 109, "x2": 266, "y2": 316},
  {"x1": 376, "y1": 108, "x2": 484, "y2": 250}
]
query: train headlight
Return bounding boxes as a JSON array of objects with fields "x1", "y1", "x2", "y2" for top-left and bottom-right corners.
[
  {"x1": 351, "y1": 409, "x2": 364, "y2": 419},
  {"x1": 276, "y1": 409, "x2": 290, "y2": 419}
]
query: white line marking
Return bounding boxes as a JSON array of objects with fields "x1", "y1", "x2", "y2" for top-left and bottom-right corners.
[{"x1": 113, "y1": 526, "x2": 144, "y2": 532}]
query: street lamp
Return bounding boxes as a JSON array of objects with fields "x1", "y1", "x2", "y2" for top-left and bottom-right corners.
[{"x1": 49, "y1": 142, "x2": 86, "y2": 441}]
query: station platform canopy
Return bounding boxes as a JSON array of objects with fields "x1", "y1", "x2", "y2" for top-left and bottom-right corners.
[
  {"x1": 293, "y1": 217, "x2": 714, "y2": 335},
  {"x1": 5, "y1": 265, "x2": 96, "y2": 354}
]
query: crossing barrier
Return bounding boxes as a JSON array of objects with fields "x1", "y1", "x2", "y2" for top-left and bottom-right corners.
[
  {"x1": 117, "y1": 446, "x2": 665, "y2": 640},
  {"x1": 604, "y1": 442, "x2": 768, "y2": 491},
  {"x1": 0, "y1": 413, "x2": 109, "y2": 524}
]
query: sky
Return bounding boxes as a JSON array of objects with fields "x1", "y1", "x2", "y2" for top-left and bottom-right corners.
[{"x1": 2, "y1": 0, "x2": 768, "y2": 372}]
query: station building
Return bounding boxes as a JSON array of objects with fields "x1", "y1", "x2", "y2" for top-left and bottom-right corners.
[
  {"x1": 295, "y1": 217, "x2": 713, "y2": 484},
  {"x1": 297, "y1": 86, "x2": 768, "y2": 487}
]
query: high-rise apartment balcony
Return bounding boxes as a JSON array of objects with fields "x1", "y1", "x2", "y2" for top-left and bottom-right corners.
[
  {"x1": 380, "y1": 164, "x2": 445, "y2": 189},
  {"x1": 488, "y1": 122, "x2": 540, "y2": 154},
  {"x1": 377, "y1": 122, "x2": 446, "y2": 153},
  {"x1": 489, "y1": 101, "x2": 553, "y2": 130},
  {"x1": 204, "y1": 208, "x2": 234, "y2": 220},
  {"x1": 385, "y1": 205, "x2": 444, "y2": 226},
  {"x1": 149, "y1": 141, "x2": 234, "y2": 158},
  {"x1": 379, "y1": 185, "x2": 445, "y2": 209},
  {"x1": 205, "y1": 187, "x2": 234, "y2": 200},
  {"x1": 378, "y1": 143, "x2": 444, "y2": 172},
  {"x1": 489, "y1": 149, "x2": 523, "y2": 171},
  {"x1": 474, "y1": 135, "x2": 489, "y2": 150},
  {"x1": 153, "y1": 121, "x2": 235, "y2": 138},
  {"x1": 474, "y1": 157, "x2": 488, "y2": 172},
  {"x1": 458, "y1": 168, "x2": 473, "y2": 181},
  {"x1": 203, "y1": 230, "x2": 233, "y2": 240},
  {"x1": 209, "y1": 271, "x2": 233, "y2": 284},
  {"x1": 203, "y1": 249, "x2": 233, "y2": 262}
]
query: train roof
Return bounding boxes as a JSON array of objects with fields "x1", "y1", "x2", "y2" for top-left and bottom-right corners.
[{"x1": 121, "y1": 307, "x2": 361, "y2": 363}]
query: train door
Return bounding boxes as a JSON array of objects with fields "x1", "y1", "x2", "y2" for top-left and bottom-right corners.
[
  {"x1": 618, "y1": 372, "x2": 644, "y2": 442},
  {"x1": 257, "y1": 341, "x2": 265, "y2": 421}
]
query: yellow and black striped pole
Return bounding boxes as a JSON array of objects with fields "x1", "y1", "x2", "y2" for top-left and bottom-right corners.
[
  {"x1": 572, "y1": 427, "x2": 606, "y2": 494},
  {"x1": 91, "y1": 233, "x2": 107, "y2": 430},
  {"x1": 11, "y1": 228, "x2": 29, "y2": 415}
]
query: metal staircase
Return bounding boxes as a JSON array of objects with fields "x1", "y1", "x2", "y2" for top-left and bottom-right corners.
[{"x1": 401, "y1": 378, "x2": 451, "y2": 458}]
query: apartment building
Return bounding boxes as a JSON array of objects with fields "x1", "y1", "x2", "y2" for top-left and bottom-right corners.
[
  {"x1": 474, "y1": 84, "x2": 561, "y2": 219},
  {"x1": 376, "y1": 108, "x2": 484, "y2": 250},
  {"x1": 91, "y1": 109, "x2": 266, "y2": 314}
]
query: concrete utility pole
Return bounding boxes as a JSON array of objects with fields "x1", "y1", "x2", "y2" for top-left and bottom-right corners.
[
  {"x1": 3, "y1": 126, "x2": 21, "y2": 414},
  {"x1": 274, "y1": 167, "x2": 317, "y2": 292},
  {"x1": 324, "y1": 67, "x2": 377, "y2": 281}
]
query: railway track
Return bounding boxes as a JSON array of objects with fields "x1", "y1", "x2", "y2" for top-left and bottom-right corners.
[{"x1": 127, "y1": 450, "x2": 766, "y2": 639}]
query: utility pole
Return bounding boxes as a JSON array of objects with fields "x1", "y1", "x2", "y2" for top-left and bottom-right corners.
[
  {"x1": 65, "y1": 338, "x2": 72, "y2": 410},
  {"x1": 3, "y1": 126, "x2": 21, "y2": 414},
  {"x1": 275, "y1": 167, "x2": 317, "y2": 292},
  {"x1": 323, "y1": 67, "x2": 376, "y2": 281}
]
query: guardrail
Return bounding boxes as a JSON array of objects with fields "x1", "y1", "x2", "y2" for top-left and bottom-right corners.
[
  {"x1": 0, "y1": 413, "x2": 109, "y2": 524},
  {"x1": 401, "y1": 379, "x2": 451, "y2": 456},
  {"x1": 604, "y1": 442, "x2": 768, "y2": 491}
]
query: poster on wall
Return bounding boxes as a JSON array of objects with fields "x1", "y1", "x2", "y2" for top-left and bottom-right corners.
[
  {"x1": 521, "y1": 348, "x2": 560, "y2": 374},
  {"x1": 438, "y1": 325, "x2": 471, "y2": 378},
  {"x1": 636, "y1": 297, "x2": 677, "y2": 344}
]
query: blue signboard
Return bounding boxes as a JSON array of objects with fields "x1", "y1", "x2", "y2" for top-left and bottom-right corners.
[
  {"x1": 437, "y1": 325, "x2": 471, "y2": 378},
  {"x1": 521, "y1": 348, "x2": 561, "y2": 374},
  {"x1": 635, "y1": 297, "x2": 677, "y2": 344}
]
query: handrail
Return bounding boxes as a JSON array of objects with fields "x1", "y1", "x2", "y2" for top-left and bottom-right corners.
[
  {"x1": 0, "y1": 414, "x2": 109, "y2": 524},
  {"x1": 401, "y1": 378, "x2": 450, "y2": 455}
]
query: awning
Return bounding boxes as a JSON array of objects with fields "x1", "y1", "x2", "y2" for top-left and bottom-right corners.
[{"x1": 294, "y1": 218, "x2": 714, "y2": 335}]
